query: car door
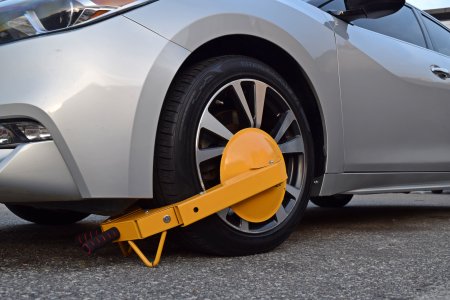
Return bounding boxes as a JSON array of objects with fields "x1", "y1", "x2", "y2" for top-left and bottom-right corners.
[{"x1": 320, "y1": 1, "x2": 450, "y2": 172}]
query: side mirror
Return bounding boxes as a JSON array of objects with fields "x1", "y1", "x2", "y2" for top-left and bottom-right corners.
[{"x1": 331, "y1": 0, "x2": 405, "y2": 22}]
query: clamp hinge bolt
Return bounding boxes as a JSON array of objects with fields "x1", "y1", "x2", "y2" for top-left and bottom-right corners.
[{"x1": 163, "y1": 215, "x2": 171, "y2": 223}]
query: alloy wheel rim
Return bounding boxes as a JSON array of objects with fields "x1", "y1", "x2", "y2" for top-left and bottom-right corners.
[{"x1": 195, "y1": 78, "x2": 306, "y2": 234}]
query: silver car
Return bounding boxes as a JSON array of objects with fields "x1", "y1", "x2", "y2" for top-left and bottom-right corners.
[{"x1": 1, "y1": 0, "x2": 450, "y2": 255}]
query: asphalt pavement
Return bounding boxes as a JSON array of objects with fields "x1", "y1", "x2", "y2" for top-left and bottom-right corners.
[{"x1": 1, "y1": 193, "x2": 450, "y2": 299}]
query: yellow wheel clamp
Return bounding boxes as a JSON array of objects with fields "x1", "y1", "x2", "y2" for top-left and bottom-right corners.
[{"x1": 77, "y1": 128, "x2": 288, "y2": 267}]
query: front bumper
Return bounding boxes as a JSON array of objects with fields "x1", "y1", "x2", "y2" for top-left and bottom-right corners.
[
  {"x1": 0, "y1": 14, "x2": 190, "y2": 202},
  {"x1": 0, "y1": 141, "x2": 80, "y2": 203}
]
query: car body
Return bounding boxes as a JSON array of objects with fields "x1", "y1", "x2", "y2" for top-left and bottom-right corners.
[{"x1": 1, "y1": 0, "x2": 450, "y2": 253}]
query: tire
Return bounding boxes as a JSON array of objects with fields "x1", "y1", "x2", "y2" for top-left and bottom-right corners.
[
  {"x1": 310, "y1": 194, "x2": 353, "y2": 208},
  {"x1": 154, "y1": 56, "x2": 314, "y2": 256},
  {"x1": 5, "y1": 204, "x2": 89, "y2": 225}
]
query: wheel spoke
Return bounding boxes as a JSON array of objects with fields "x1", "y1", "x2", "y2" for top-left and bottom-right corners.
[
  {"x1": 217, "y1": 208, "x2": 230, "y2": 219},
  {"x1": 278, "y1": 136, "x2": 304, "y2": 154},
  {"x1": 273, "y1": 110, "x2": 296, "y2": 142},
  {"x1": 200, "y1": 111, "x2": 234, "y2": 141},
  {"x1": 240, "y1": 219, "x2": 250, "y2": 231},
  {"x1": 275, "y1": 206, "x2": 288, "y2": 222},
  {"x1": 286, "y1": 184, "x2": 300, "y2": 199},
  {"x1": 254, "y1": 81, "x2": 268, "y2": 128},
  {"x1": 197, "y1": 146, "x2": 225, "y2": 163},
  {"x1": 232, "y1": 81, "x2": 254, "y2": 127}
]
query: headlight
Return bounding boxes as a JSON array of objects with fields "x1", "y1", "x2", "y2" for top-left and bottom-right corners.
[
  {"x1": 0, "y1": 0, "x2": 156, "y2": 45},
  {"x1": 0, "y1": 120, "x2": 52, "y2": 149},
  {"x1": 0, "y1": 125, "x2": 15, "y2": 146}
]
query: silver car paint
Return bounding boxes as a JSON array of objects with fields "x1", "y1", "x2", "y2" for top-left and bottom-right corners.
[
  {"x1": 334, "y1": 17, "x2": 450, "y2": 172},
  {"x1": 1, "y1": 0, "x2": 450, "y2": 205},
  {"x1": 0, "y1": 16, "x2": 190, "y2": 200},
  {"x1": 0, "y1": 142, "x2": 80, "y2": 202},
  {"x1": 126, "y1": 0, "x2": 450, "y2": 195},
  {"x1": 125, "y1": 0, "x2": 344, "y2": 173}
]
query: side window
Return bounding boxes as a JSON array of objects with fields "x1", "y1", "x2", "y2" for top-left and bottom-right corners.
[
  {"x1": 352, "y1": 7, "x2": 426, "y2": 48},
  {"x1": 320, "y1": 1, "x2": 427, "y2": 48},
  {"x1": 422, "y1": 16, "x2": 450, "y2": 57}
]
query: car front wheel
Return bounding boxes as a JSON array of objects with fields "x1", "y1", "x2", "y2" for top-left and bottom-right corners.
[{"x1": 154, "y1": 56, "x2": 314, "y2": 255}]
